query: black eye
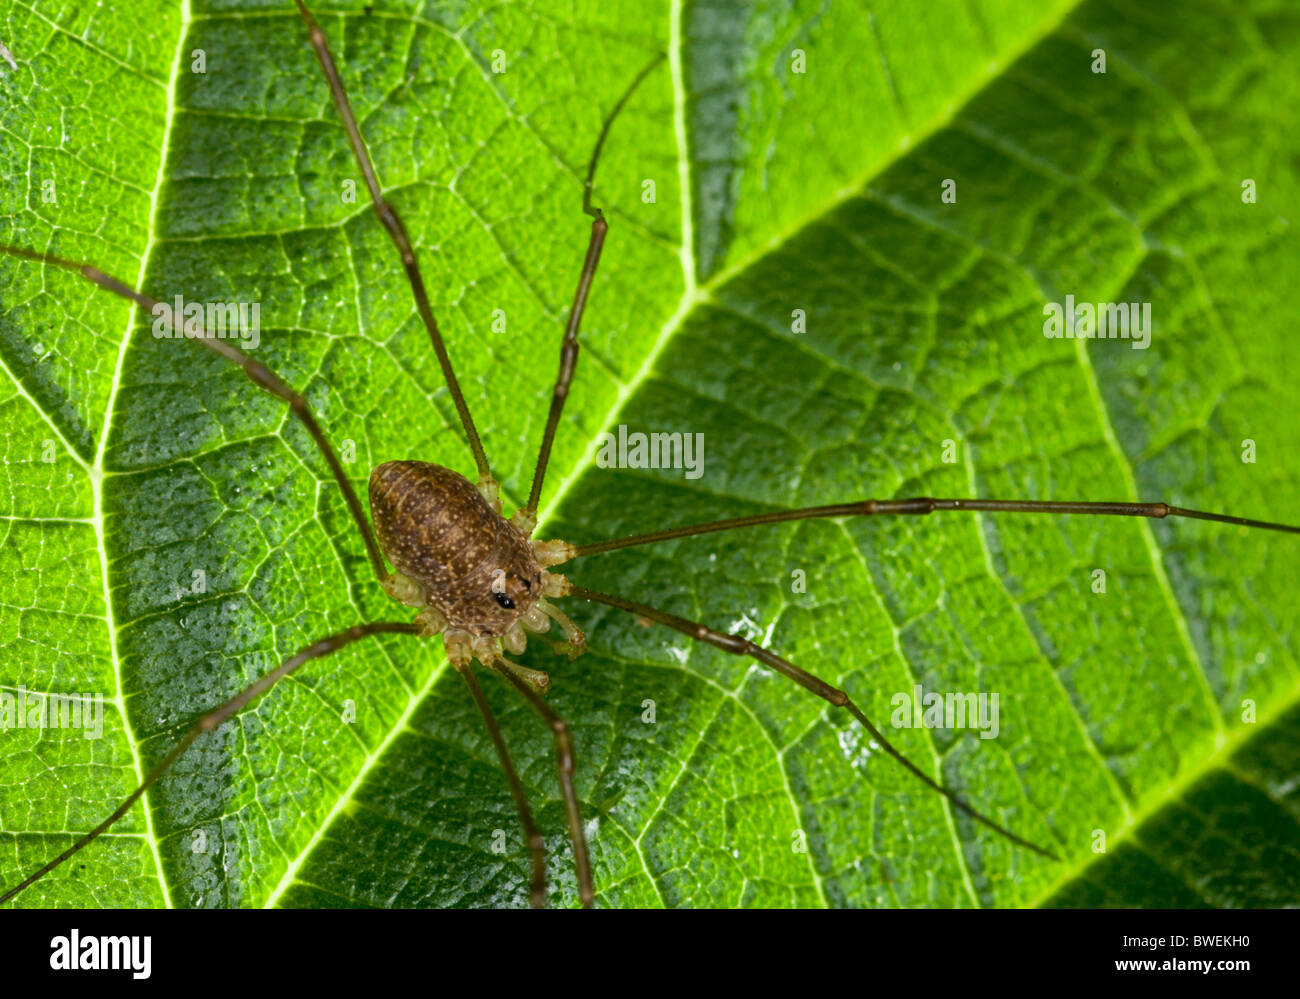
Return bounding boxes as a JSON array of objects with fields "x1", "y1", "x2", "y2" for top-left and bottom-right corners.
[{"x1": 494, "y1": 591, "x2": 515, "y2": 609}]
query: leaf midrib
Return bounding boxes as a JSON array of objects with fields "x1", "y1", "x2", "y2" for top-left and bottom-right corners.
[
  {"x1": 90, "y1": 0, "x2": 195, "y2": 910},
  {"x1": 1033, "y1": 680, "x2": 1300, "y2": 906}
]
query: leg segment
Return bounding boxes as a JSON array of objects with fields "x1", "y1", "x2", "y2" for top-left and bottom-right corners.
[
  {"x1": 0, "y1": 243, "x2": 389, "y2": 580},
  {"x1": 293, "y1": 0, "x2": 493, "y2": 488},
  {"x1": 489, "y1": 657, "x2": 596, "y2": 907},
  {"x1": 452, "y1": 659, "x2": 549, "y2": 909},
  {"x1": 570, "y1": 496, "x2": 1300, "y2": 558},
  {"x1": 519, "y1": 53, "x2": 667, "y2": 528},
  {"x1": 566, "y1": 583, "x2": 1059, "y2": 861},
  {"x1": 0, "y1": 620, "x2": 418, "y2": 904}
]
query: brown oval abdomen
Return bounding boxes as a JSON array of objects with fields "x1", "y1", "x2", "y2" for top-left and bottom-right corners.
[{"x1": 369, "y1": 460, "x2": 541, "y2": 635}]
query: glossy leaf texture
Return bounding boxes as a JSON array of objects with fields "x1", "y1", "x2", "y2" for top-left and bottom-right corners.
[{"x1": 0, "y1": 0, "x2": 1297, "y2": 908}]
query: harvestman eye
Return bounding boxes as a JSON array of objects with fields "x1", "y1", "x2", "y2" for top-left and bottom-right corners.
[{"x1": 1, "y1": 0, "x2": 1297, "y2": 910}]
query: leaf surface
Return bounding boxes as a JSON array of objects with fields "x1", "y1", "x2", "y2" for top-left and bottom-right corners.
[{"x1": 1, "y1": 0, "x2": 1297, "y2": 908}]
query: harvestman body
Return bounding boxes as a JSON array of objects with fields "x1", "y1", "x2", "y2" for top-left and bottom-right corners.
[{"x1": 2, "y1": 1, "x2": 1298, "y2": 908}]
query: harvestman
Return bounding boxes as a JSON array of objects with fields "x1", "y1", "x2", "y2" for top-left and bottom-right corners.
[{"x1": 2, "y1": 1, "x2": 1298, "y2": 908}]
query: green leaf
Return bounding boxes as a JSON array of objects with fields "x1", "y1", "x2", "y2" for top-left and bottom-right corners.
[{"x1": 1, "y1": 0, "x2": 1297, "y2": 908}]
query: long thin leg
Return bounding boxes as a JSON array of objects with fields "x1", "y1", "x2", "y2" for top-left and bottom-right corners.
[
  {"x1": 293, "y1": 0, "x2": 493, "y2": 488},
  {"x1": 0, "y1": 620, "x2": 418, "y2": 905},
  {"x1": 453, "y1": 662, "x2": 549, "y2": 908},
  {"x1": 519, "y1": 54, "x2": 666, "y2": 528},
  {"x1": 0, "y1": 242, "x2": 389, "y2": 580},
  {"x1": 566, "y1": 583, "x2": 1059, "y2": 861},
  {"x1": 569, "y1": 496, "x2": 1300, "y2": 558},
  {"x1": 489, "y1": 657, "x2": 596, "y2": 907}
]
